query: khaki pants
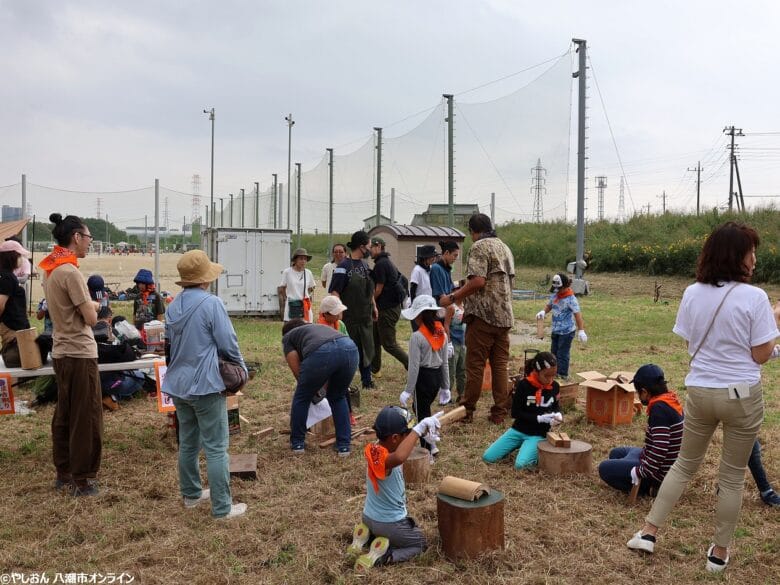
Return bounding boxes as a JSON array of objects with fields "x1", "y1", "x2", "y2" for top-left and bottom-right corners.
[
  {"x1": 51, "y1": 357, "x2": 103, "y2": 481},
  {"x1": 461, "y1": 317, "x2": 511, "y2": 418},
  {"x1": 647, "y1": 384, "x2": 763, "y2": 547}
]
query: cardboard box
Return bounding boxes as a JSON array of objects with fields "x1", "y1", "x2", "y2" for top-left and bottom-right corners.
[
  {"x1": 558, "y1": 382, "x2": 579, "y2": 411},
  {"x1": 577, "y1": 371, "x2": 637, "y2": 426}
]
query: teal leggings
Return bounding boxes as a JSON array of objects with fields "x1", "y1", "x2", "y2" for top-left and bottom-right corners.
[{"x1": 482, "y1": 427, "x2": 544, "y2": 469}]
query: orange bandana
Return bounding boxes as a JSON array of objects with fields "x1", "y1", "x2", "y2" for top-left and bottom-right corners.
[
  {"x1": 553, "y1": 287, "x2": 574, "y2": 304},
  {"x1": 419, "y1": 321, "x2": 446, "y2": 352},
  {"x1": 38, "y1": 246, "x2": 79, "y2": 276},
  {"x1": 647, "y1": 391, "x2": 683, "y2": 416},
  {"x1": 364, "y1": 442, "x2": 389, "y2": 493},
  {"x1": 317, "y1": 315, "x2": 340, "y2": 330},
  {"x1": 526, "y1": 370, "x2": 554, "y2": 406}
]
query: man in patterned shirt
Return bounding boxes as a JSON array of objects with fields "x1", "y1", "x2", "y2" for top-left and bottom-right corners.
[{"x1": 440, "y1": 213, "x2": 515, "y2": 424}]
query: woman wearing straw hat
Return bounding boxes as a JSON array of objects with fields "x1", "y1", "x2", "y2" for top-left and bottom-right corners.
[
  {"x1": 163, "y1": 250, "x2": 248, "y2": 520},
  {"x1": 278, "y1": 248, "x2": 315, "y2": 323}
]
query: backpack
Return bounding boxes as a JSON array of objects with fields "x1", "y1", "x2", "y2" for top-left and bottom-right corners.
[{"x1": 396, "y1": 273, "x2": 410, "y2": 303}]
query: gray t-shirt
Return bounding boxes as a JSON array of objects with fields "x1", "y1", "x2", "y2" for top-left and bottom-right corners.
[{"x1": 282, "y1": 324, "x2": 344, "y2": 360}]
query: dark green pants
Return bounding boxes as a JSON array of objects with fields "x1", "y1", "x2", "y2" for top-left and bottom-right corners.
[{"x1": 371, "y1": 304, "x2": 408, "y2": 373}]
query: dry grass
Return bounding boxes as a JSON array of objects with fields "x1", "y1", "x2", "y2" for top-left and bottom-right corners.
[{"x1": 0, "y1": 259, "x2": 779, "y2": 584}]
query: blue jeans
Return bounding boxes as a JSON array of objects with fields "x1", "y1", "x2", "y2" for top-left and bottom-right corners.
[
  {"x1": 748, "y1": 440, "x2": 771, "y2": 493},
  {"x1": 551, "y1": 330, "x2": 575, "y2": 377},
  {"x1": 290, "y1": 336, "x2": 359, "y2": 451},
  {"x1": 598, "y1": 446, "x2": 644, "y2": 493},
  {"x1": 171, "y1": 392, "x2": 232, "y2": 517},
  {"x1": 482, "y1": 427, "x2": 544, "y2": 469}
]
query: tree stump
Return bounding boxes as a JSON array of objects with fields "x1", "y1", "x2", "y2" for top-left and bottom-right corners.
[
  {"x1": 309, "y1": 416, "x2": 335, "y2": 440},
  {"x1": 437, "y1": 489, "x2": 504, "y2": 560},
  {"x1": 537, "y1": 439, "x2": 592, "y2": 475},
  {"x1": 402, "y1": 447, "x2": 431, "y2": 486}
]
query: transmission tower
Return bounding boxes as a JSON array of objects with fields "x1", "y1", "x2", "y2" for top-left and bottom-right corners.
[
  {"x1": 96, "y1": 197, "x2": 103, "y2": 220},
  {"x1": 618, "y1": 176, "x2": 625, "y2": 222},
  {"x1": 191, "y1": 174, "x2": 202, "y2": 223},
  {"x1": 595, "y1": 176, "x2": 607, "y2": 221},
  {"x1": 530, "y1": 158, "x2": 546, "y2": 222}
]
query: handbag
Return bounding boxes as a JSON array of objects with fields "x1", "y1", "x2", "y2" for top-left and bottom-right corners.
[{"x1": 220, "y1": 358, "x2": 248, "y2": 393}]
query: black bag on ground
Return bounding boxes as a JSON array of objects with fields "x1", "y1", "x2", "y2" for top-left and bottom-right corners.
[{"x1": 97, "y1": 341, "x2": 137, "y2": 364}]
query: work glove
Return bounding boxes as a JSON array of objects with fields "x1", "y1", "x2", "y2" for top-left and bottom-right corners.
[
  {"x1": 447, "y1": 341, "x2": 454, "y2": 359},
  {"x1": 399, "y1": 390, "x2": 412, "y2": 407},
  {"x1": 536, "y1": 310, "x2": 546, "y2": 320},
  {"x1": 770, "y1": 344, "x2": 780, "y2": 360},
  {"x1": 577, "y1": 330, "x2": 588, "y2": 343},
  {"x1": 630, "y1": 466, "x2": 640, "y2": 485},
  {"x1": 437, "y1": 388, "x2": 451, "y2": 405},
  {"x1": 549, "y1": 412, "x2": 564, "y2": 427},
  {"x1": 537, "y1": 413, "x2": 557, "y2": 425},
  {"x1": 413, "y1": 414, "x2": 442, "y2": 439}
]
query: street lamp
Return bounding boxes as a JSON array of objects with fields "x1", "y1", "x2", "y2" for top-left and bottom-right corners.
[
  {"x1": 285, "y1": 114, "x2": 294, "y2": 230},
  {"x1": 203, "y1": 108, "x2": 215, "y2": 230}
]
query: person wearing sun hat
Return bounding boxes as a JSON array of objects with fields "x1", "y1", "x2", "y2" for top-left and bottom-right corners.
[
  {"x1": 163, "y1": 250, "x2": 247, "y2": 520},
  {"x1": 278, "y1": 248, "x2": 315, "y2": 323}
]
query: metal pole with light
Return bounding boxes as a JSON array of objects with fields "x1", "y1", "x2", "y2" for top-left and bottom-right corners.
[
  {"x1": 295, "y1": 162, "x2": 302, "y2": 247},
  {"x1": 285, "y1": 114, "x2": 294, "y2": 230},
  {"x1": 203, "y1": 107, "x2": 215, "y2": 260}
]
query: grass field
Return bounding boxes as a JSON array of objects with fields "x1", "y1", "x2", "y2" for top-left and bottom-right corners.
[{"x1": 0, "y1": 258, "x2": 779, "y2": 585}]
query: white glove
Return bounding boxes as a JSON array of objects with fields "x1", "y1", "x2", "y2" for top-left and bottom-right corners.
[
  {"x1": 770, "y1": 344, "x2": 780, "y2": 360},
  {"x1": 537, "y1": 413, "x2": 556, "y2": 425},
  {"x1": 447, "y1": 341, "x2": 454, "y2": 359},
  {"x1": 550, "y1": 412, "x2": 563, "y2": 427},
  {"x1": 413, "y1": 415, "x2": 442, "y2": 438},
  {"x1": 437, "y1": 388, "x2": 451, "y2": 405},
  {"x1": 399, "y1": 390, "x2": 412, "y2": 407},
  {"x1": 577, "y1": 330, "x2": 588, "y2": 343},
  {"x1": 630, "y1": 466, "x2": 640, "y2": 485},
  {"x1": 424, "y1": 430, "x2": 441, "y2": 445},
  {"x1": 536, "y1": 310, "x2": 546, "y2": 320}
]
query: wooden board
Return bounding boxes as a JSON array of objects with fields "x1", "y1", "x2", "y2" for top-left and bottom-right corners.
[
  {"x1": 546, "y1": 432, "x2": 571, "y2": 448},
  {"x1": 229, "y1": 453, "x2": 257, "y2": 480}
]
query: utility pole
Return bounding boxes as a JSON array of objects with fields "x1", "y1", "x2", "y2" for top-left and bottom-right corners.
[
  {"x1": 645, "y1": 203, "x2": 651, "y2": 215},
  {"x1": 272, "y1": 174, "x2": 278, "y2": 228},
  {"x1": 326, "y1": 148, "x2": 334, "y2": 252},
  {"x1": 285, "y1": 114, "x2": 295, "y2": 230},
  {"x1": 595, "y1": 176, "x2": 607, "y2": 221},
  {"x1": 490, "y1": 192, "x2": 495, "y2": 225},
  {"x1": 220, "y1": 198, "x2": 225, "y2": 227},
  {"x1": 229, "y1": 193, "x2": 234, "y2": 227},
  {"x1": 443, "y1": 94, "x2": 455, "y2": 228},
  {"x1": 531, "y1": 159, "x2": 546, "y2": 223},
  {"x1": 618, "y1": 176, "x2": 625, "y2": 222},
  {"x1": 374, "y1": 127, "x2": 382, "y2": 228},
  {"x1": 687, "y1": 162, "x2": 703, "y2": 215},
  {"x1": 724, "y1": 125, "x2": 743, "y2": 211},
  {"x1": 390, "y1": 187, "x2": 396, "y2": 224},
  {"x1": 572, "y1": 38, "x2": 587, "y2": 279},
  {"x1": 239, "y1": 188, "x2": 245, "y2": 227},
  {"x1": 295, "y1": 162, "x2": 302, "y2": 247},
  {"x1": 254, "y1": 182, "x2": 259, "y2": 228},
  {"x1": 203, "y1": 108, "x2": 215, "y2": 230},
  {"x1": 278, "y1": 184, "x2": 284, "y2": 228},
  {"x1": 657, "y1": 190, "x2": 667, "y2": 214}
]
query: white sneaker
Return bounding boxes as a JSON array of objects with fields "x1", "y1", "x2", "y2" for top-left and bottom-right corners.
[
  {"x1": 705, "y1": 544, "x2": 729, "y2": 573},
  {"x1": 627, "y1": 531, "x2": 655, "y2": 553},
  {"x1": 183, "y1": 488, "x2": 210, "y2": 508},
  {"x1": 215, "y1": 503, "x2": 247, "y2": 520}
]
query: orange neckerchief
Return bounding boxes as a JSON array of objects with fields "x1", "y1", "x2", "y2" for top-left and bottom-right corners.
[
  {"x1": 38, "y1": 246, "x2": 79, "y2": 276},
  {"x1": 647, "y1": 391, "x2": 683, "y2": 416},
  {"x1": 140, "y1": 283, "x2": 157, "y2": 307},
  {"x1": 364, "y1": 442, "x2": 389, "y2": 493},
  {"x1": 526, "y1": 370, "x2": 554, "y2": 406},
  {"x1": 317, "y1": 315, "x2": 340, "y2": 330},
  {"x1": 419, "y1": 321, "x2": 446, "y2": 352},
  {"x1": 552, "y1": 287, "x2": 575, "y2": 304}
]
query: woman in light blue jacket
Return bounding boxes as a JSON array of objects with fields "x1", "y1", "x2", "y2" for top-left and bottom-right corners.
[{"x1": 163, "y1": 250, "x2": 247, "y2": 520}]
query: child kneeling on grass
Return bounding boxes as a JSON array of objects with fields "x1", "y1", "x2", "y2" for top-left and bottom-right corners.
[
  {"x1": 350, "y1": 406, "x2": 441, "y2": 570},
  {"x1": 482, "y1": 351, "x2": 562, "y2": 469}
]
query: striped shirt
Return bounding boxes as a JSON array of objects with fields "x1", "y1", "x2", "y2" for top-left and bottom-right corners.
[{"x1": 637, "y1": 401, "x2": 684, "y2": 484}]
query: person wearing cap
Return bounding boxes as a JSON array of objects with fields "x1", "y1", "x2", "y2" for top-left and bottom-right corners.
[
  {"x1": 318, "y1": 295, "x2": 348, "y2": 335},
  {"x1": 132, "y1": 268, "x2": 164, "y2": 330},
  {"x1": 439, "y1": 213, "x2": 515, "y2": 425},
  {"x1": 482, "y1": 351, "x2": 562, "y2": 469},
  {"x1": 598, "y1": 364, "x2": 683, "y2": 496},
  {"x1": 281, "y1": 318, "x2": 358, "y2": 455},
  {"x1": 627, "y1": 221, "x2": 780, "y2": 572},
  {"x1": 163, "y1": 250, "x2": 247, "y2": 520},
  {"x1": 329, "y1": 230, "x2": 377, "y2": 390},
  {"x1": 409, "y1": 244, "x2": 437, "y2": 301},
  {"x1": 350, "y1": 405, "x2": 440, "y2": 569},
  {"x1": 5, "y1": 235, "x2": 33, "y2": 285},
  {"x1": 321, "y1": 243, "x2": 347, "y2": 290},
  {"x1": 535, "y1": 272, "x2": 587, "y2": 380},
  {"x1": 87, "y1": 274, "x2": 110, "y2": 310},
  {"x1": 278, "y1": 248, "x2": 315, "y2": 323},
  {"x1": 368, "y1": 236, "x2": 409, "y2": 376},
  {"x1": 398, "y1": 295, "x2": 449, "y2": 453},
  {"x1": 38, "y1": 213, "x2": 101, "y2": 497}
]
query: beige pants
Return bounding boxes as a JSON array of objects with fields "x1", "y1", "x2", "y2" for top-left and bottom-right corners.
[{"x1": 647, "y1": 383, "x2": 763, "y2": 546}]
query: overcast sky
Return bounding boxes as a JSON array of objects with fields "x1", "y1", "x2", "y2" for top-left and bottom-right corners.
[{"x1": 2, "y1": 0, "x2": 779, "y2": 227}]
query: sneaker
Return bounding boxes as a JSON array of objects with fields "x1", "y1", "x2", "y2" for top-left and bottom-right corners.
[
  {"x1": 54, "y1": 474, "x2": 72, "y2": 491},
  {"x1": 71, "y1": 481, "x2": 99, "y2": 497},
  {"x1": 430, "y1": 445, "x2": 440, "y2": 457},
  {"x1": 183, "y1": 488, "x2": 211, "y2": 508},
  {"x1": 627, "y1": 531, "x2": 655, "y2": 553},
  {"x1": 354, "y1": 536, "x2": 390, "y2": 570},
  {"x1": 337, "y1": 446, "x2": 351, "y2": 458},
  {"x1": 705, "y1": 544, "x2": 729, "y2": 572},
  {"x1": 101, "y1": 396, "x2": 119, "y2": 411},
  {"x1": 362, "y1": 381, "x2": 376, "y2": 390},
  {"x1": 348, "y1": 522, "x2": 370, "y2": 553},
  {"x1": 291, "y1": 446, "x2": 305, "y2": 455},
  {"x1": 760, "y1": 488, "x2": 780, "y2": 507},
  {"x1": 215, "y1": 503, "x2": 247, "y2": 520}
]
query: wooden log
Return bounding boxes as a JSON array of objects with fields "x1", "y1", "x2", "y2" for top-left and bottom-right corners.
[
  {"x1": 318, "y1": 427, "x2": 371, "y2": 448},
  {"x1": 546, "y1": 432, "x2": 571, "y2": 448},
  {"x1": 558, "y1": 432, "x2": 570, "y2": 447},
  {"x1": 310, "y1": 416, "x2": 335, "y2": 440},
  {"x1": 229, "y1": 453, "x2": 258, "y2": 480},
  {"x1": 537, "y1": 439, "x2": 592, "y2": 475},
  {"x1": 437, "y1": 489, "x2": 504, "y2": 560},
  {"x1": 402, "y1": 447, "x2": 432, "y2": 486},
  {"x1": 437, "y1": 405, "x2": 467, "y2": 426},
  {"x1": 627, "y1": 482, "x2": 640, "y2": 505},
  {"x1": 252, "y1": 427, "x2": 274, "y2": 439}
]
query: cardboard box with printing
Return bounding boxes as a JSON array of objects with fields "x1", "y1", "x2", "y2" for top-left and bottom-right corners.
[{"x1": 577, "y1": 371, "x2": 638, "y2": 426}]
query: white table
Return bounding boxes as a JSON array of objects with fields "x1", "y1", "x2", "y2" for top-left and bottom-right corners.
[{"x1": 0, "y1": 357, "x2": 162, "y2": 379}]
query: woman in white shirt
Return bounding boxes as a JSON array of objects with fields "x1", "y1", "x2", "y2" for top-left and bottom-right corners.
[
  {"x1": 627, "y1": 221, "x2": 780, "y2": 573},
  {"x1": 278, "y1": 248, "x2": 315, "y2": 322},
  {"x1": 321, "y1": 243, "x2": 346, "y2": 291}
]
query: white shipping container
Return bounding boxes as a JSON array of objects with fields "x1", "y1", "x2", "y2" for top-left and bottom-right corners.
[{"x1": 203, "y1": 228, "x2": 291, "y2": 316}]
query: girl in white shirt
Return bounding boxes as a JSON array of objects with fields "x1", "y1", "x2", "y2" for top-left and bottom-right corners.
[{"x1": 278, "y1": 248, "x2": 315, "y2": 322}]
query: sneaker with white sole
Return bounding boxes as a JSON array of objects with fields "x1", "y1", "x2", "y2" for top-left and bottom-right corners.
[
  {"x1": 354, "y1": 536, "x2": 390, "y2": 570},
  {"x1": 348, "y1": 522, "x2": 370, "y2": 554},
  {"x1": 215, "y1": 503, "x2": 247, "y2": 520},
  {"x1": 705, "y1": 544, "x2": 729, "y2": 573},
  {"x1": 627, "y1": 531, "x2": 655, "y2": 553},
  {"x1": 183, "y1": 488, "x2": 210, "y2": 508}
]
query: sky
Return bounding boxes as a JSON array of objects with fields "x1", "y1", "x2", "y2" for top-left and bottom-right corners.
[{"x1": 2, "y1": 0, "x2": 779, "y2": 229}]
